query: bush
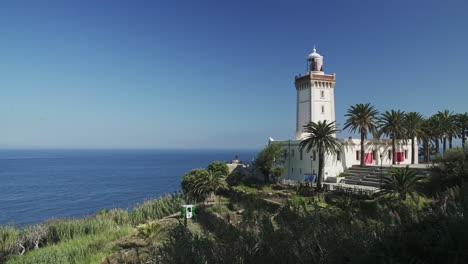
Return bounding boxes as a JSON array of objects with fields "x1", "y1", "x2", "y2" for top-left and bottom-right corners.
[
  {"x1": 270, "y1": 166, "x2": 285, "y2": 183},
  {"x1": 207, "y1": 161, "x2": 229, "y2": 176},
  {"x1": 181, "y1": 169, "x2": 209, "y2": 196},
  {"x1": 0, "y1": 225, "x2": 20, "y2": 262},
  {"x1": 226, "y1": 170, "x2": 244, "y2": 186},
  {"x1": 46, "y1": 216, "x2": 116, "y2": 244},
  {"x1": 6, "y1": 225, "x2": 132, "y2": 264},
  {"x1": 253, "y1": 143, "x2": 284, "y2": 182},
  {"x1": 130, "y1": 194, "x2": 185, "y2": 225}
]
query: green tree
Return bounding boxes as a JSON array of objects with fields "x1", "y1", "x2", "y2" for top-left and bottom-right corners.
[
  {"x1": 378, "y1": 110, "x2": 406, "y2": 165},
  {"x1": 207, "y1": 161, "x2": 229, "y2": 176},
  {"x1": 253, "y1": 143, "x2": 284, "y2": 182},
  {"x1": 382, "y1": 166, "x2": 421, "y2": 201},
  {"x1": 192, "y1": 170, "x2": 227, "y2": 202},
  {"x1": 299, "y1": 120, "x2": 341, "y2": 191},
  {"x1": 404, "y1": 112, "x2": 425, "y2": 164},
  {"x1": 427, "y1": 114, "x2": 443, "y2": 155},
  {"x1": 181, "y1": 168, "x2": 210, "y2": 201},
  {"x1": 436, "y1": 110, "x2": 457, "y2": 152},
  {"x1": 455, "y1": 112, "x2": 468, "y2": 147},
  {"x1": 270, "y1": 166, "x2": 285, "y2": 183},
  {"x1": 343, "y1": 103, "x2": 379, "y2": 167}
]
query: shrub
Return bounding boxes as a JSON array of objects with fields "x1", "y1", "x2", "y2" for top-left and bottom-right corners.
[
  {"x1": 253, "y1": 143, "x2": 284, "y2": 182},
  {"x1": 270, "y1": 166, "x2": 285, "y2": 183},
  {"x1": 46, "y1": 216, "x2": 116, "y2": 244},
  {"x1": 226, "y1": 170, "x2": 244, "y2": 186},
  {"x1": 381, "y1": 166, "x2": 422, "y2": 201},
  {"x1": 181, "y1": 169, "x2": 209, "y2": 197},
  {"x1": 130, "y1": 194, "x2": 184, "y2": 225},
  {"x1": 0, "y1": 225, "x2": 20, "y2": 262},
  {"x1": 207, "y1": 161, "x2": 229, "y2": 176},
  {"x1": 137, "y1": 222, "x2": 163, "y2": 241}
]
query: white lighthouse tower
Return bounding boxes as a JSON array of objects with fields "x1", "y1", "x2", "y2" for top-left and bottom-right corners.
[{"x1": 295, "y1": 48, "x2": 336, "y2": 140}]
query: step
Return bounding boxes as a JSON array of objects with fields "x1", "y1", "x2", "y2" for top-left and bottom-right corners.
[{"x1": 342, "y1": 180, "x2": 383, "y2": 188}]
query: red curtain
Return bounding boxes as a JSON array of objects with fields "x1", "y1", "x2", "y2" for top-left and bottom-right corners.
[
  {"x1": 365, "y1": 153, "x2": 374, "y2": 164},
  {"x1": 395, "y1": 152, "x2": 405, "y2": 162}
]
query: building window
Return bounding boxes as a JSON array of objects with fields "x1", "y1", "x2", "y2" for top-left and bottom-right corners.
[
  {"x1": 405, "y1": 150, "x2": 408, "y2": 159},
  {"x1": 388, "y1": 150, "x2": 392, "y2": 160},
  {"x1": 313, "y1": 150, "x2": 316, "y2": 161},
  {"x1": 337, "y1": 151, "x2": 341, "y2": 161},
  {"x1": 300, "y1": 151, "x2": 303, "y2": 160},
  {"x1": 321, "y1": 90, "x2": 324, "y2": 98},
  {"x1": 356, "y1": 151, "x2": 361, "y2": 161},
  {"x1": 292, "y1": 149, "x2": 295, "y2": 158},
  {"x1": 321, "y1": 106, "x2": 325, "y2": 113},
  {"x1": 292, "y1": 168, "x2": 294, "y2": 173},
  {"x1": 299, "y1": 168, "x2": 302, "y2": 174},
  {"x1": 373, "y1": 150, "x2": 377, "y2": 160}
]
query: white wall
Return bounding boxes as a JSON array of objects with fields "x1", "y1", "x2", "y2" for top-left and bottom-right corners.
[{"x1": 271, "y1": 138, "x2": 417, "y2": 181}]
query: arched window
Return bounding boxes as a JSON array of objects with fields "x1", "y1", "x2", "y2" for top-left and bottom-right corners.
[
  {"x1": 321, "y1": 106, "x2": 325, "y2": 113},
  {"x1": 321, "y1": 90, "x2": 324, "y2": 98}
]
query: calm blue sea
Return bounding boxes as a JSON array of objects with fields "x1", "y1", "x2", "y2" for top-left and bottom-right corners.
[{"x1": 0, "y1": 149, "x2": 257, "y2": 226}]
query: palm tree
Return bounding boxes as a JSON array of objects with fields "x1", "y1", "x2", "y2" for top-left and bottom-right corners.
[
  {"x1": 193, "y1": 170, "x2": 227, "y2": 203},
  {"x1": 343, "y1": 103, "x2": 379, "y2": 167},
  {"x1": 299, "y1": 120, "x2": 341, "y2": 191},
  {"x1": 404, "y1": 112, "x2": 425, "y2": 164},
  {"x1": 420, "y1": 119, "x2": 434, "y2": 162},
  {"x1": 455, "y1": 112, "x2": 468, "y2": 147},
  {"x1": 378, "y1": 110, "x2": 406, "y2": 165},
  {"x1": 382, "y1": 166, "x2": 421, "y2": 201},
  {"x1": 436, "y1": 110, "x2": 457, "y2": 152},
  {"x1": 427, "y1": 114, "x2": 443, "y2": 155}
]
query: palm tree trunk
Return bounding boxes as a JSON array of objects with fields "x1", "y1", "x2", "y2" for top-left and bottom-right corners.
[
  {"x1": 424, "y1": 139, "x2": 429, "y2": 162},
  {"x1": 443, "y1": 137, "x2": 447, "y2": 154},
  {"x1": 317, "y1": 149, "x2": 325, "y2": 191},
  {"x1": 360, "y1": 132, "x2": 365, "y2": 167},
  {"x1": 463, "y1": 132, "x2": 466, "y2": 147},
  {"x1": 392, "y1": 134, "x2": 396, "y2": 165},
  {"x1": 449, "y1": 136, "x2": 453, "y2": 149},
  {"x1": 411, "y1": 137, "x2": 415, "y2": 164},
  {"x1": 435, "y1": 137, "x2": 440, "y2": 154}
]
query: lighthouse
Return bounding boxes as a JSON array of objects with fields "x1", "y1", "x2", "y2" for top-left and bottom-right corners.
[
  {"x1": 295, "y1": 48, "x2": 336, "y2": 140},
  {"x1": 268, "y1": 47, "x2": 415, "y2": 183}
]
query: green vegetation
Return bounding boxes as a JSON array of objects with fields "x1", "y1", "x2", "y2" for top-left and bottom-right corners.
[
  {"x1": 207, "y1": 161, "x2": 229, "y2": 176},
  {"x1": 455, "y1": 112, "x2": 468, "y2": 146},
  {"x1": 340, "y1": 106, "x2": 468, "y2": 164},
  {"x1": 270, "y1": 166, "x2": 285, "y2": 183},
  {"x1": 252, "y1": 142, "x2": 284, "y2": 182},
  {"x1": 0, "y1": 194, "x2": 183, "y2": 264},
  {"x1": 106, "y1": 146, "x2": 467, "y2": 264},
  {"x1": 343, "y1": 103, "x2": 379, "y2": 167},
  {"x1": 378, "y1": 109, "x2": 407, "y2": 165},
  {"x1": 381, "y1": 166, "x2": 422, "y2": 201},
  {"x1": 404, "y1": 112, "x2": 425, "y2": 164},
  {"x1": 7, "y1": 226, "x2": 132, "y2": 264},
  {"x1": 182, "y1": 168, "x2": 228, "y2": 203},
  {"x1": 3, "y1": 107, "x2": 468, "y2": 263},
  {"x1": 299, "y1": 120, "x2": 341, "y2": 191}
]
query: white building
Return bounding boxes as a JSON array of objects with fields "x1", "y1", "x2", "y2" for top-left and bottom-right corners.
[{"x1": 270, "y1": 48, "x2": 416, "y2": 182}]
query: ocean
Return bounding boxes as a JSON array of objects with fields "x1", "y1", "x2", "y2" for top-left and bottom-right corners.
[{"x1": 0, "y1": 149, "x2": 257, "y2": 226}]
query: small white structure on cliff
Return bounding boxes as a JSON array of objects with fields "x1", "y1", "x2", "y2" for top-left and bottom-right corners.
[{"x1": 270, "y1": 48, "x2": 416, "y2": 182}]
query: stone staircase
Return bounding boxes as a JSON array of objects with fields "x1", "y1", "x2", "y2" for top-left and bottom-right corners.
[{"x1": 341, "y1": 165, "x2": 431, "y2": 188}]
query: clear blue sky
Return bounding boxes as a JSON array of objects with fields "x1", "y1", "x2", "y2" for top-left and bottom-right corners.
[{"x1": 1, "y1": 0, "x2": 467, "y2": 149}]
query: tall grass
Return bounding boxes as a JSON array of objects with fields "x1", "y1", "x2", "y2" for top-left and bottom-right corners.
[
  {"x1": 46, "y1": 216, "x2": 117, "y2": 244},
  {"x1": 1, "y1": 193, "x2": 185, "y2": 263},
  {"x1": 129, "y1": 193, "x2": 185, "y2": 225},
  {"x1": 7, "y1": 225, "x2": 132, "y2": 264},
  {"x1": 0, "y1": 225, "x2": 20, "y2": 262}
]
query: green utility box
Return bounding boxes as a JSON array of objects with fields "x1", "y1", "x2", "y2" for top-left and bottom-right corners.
[{"x1": 181, "y1": 205, "x2": 196, "y2": 219}]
